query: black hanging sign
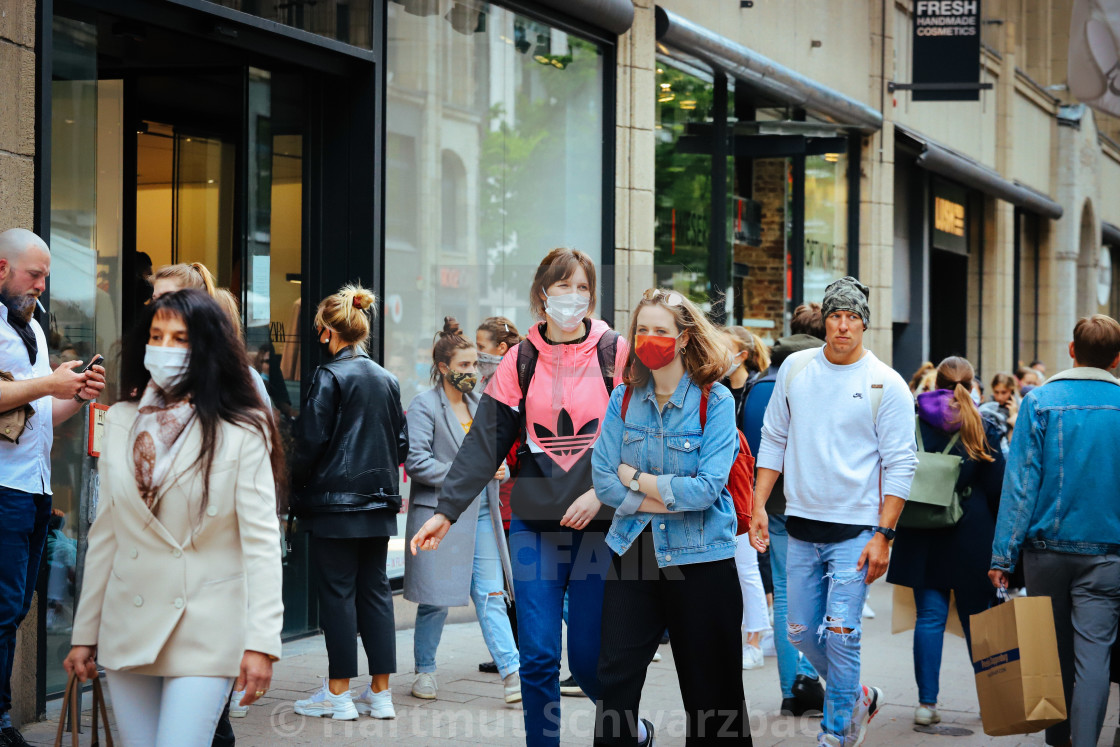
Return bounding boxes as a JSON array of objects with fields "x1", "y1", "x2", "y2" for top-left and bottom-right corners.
[{"x1": 912, "y1": 1, "x2": 982, "y2": 101}]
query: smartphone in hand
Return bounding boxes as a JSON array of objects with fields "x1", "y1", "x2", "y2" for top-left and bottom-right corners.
[{"x1": 74, "y1": 355, "x2": 105, "y2": 402}]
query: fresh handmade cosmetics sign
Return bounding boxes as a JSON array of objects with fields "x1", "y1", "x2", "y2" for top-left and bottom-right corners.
[{"x1": 912, "y1": 1, "x2": 982, "y2": 101}]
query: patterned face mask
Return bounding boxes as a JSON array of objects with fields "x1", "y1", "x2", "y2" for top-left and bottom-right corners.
[
  {"x1": 446, "y1": 370, "x2": 478, "y2": 393},
  {"x1": 476, "y1": 351, "x2": 503, "y2": 381}
]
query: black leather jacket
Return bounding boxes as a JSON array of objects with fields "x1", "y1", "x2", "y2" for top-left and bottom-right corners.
[{"x1": 291, "y1": 348, "x2": 409, "y2": 514}]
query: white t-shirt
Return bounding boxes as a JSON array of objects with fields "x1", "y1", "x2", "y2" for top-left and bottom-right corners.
[{"x1": 756, "y1": 347, "x2": 918, "y2": 527}]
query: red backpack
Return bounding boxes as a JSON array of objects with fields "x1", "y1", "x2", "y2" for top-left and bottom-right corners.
[{"x1": 620, "y1": 384, "x2": 755, "y2": 535}]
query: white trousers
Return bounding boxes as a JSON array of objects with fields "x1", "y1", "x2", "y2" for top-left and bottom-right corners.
[
  {"x1": 105, "y1": 670, "x2": 233, "y2": 747},
  {"x1": 735, "y1": 535, "x2": 771, "y2": 634}
]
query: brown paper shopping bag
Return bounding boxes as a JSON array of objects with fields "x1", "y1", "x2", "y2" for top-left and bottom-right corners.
[
  {"x1": 890, "y1": 584, "x2": 965, "y2": 638},
  {"x1": 969, "y1": 595, "x2": 1066, "y2": 736}
]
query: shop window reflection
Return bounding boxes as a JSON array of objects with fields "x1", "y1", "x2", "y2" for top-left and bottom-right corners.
[
  {"x1": 801, "y1": 152, "x2": 849, "y2": 303},
  {"x1": 385, "y1": 3, "x2": 605, "y2": 580}
]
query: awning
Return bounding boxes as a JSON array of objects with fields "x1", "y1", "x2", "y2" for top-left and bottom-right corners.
[
  {"x1": 654, "y1": 7, "x2": 882, "y2": 134},
  {"x1": 533, "y1": 0, "x2": 634, "y2": 35},
  {"x1": 1104, "y1": 221, "x2": 1120, "y2": 247},
  {"x1": 897, "y1": 124, "x2": 1064, "y2": 220}
]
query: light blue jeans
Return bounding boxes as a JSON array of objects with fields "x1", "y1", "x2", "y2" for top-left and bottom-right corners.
[
  {"x1": 786, "y1": 530, "x2": 873, "y2": 743},
  {"x1": 770, "y1": 513, "x2": 820, "y2": 698},
  {"x1": 414, "y1": 492, "x2": 520, "y2": 679}
]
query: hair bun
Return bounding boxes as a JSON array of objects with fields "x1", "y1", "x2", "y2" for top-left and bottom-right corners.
[{"x1": 441, "y1": 316, "x2": 462, "y2": 338}]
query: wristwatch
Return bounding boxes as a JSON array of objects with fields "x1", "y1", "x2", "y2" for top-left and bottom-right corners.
[
  {"x1": 628, "y1": 468, "x2": 643, "y2": 492},
  {"x1": 873, "y1": 526, "x2": 896, "y2": 541}
]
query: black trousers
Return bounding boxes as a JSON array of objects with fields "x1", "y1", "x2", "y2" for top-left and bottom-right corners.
[
  {"x1": 595, "y1": 531, "x2": 751, "y2": 745},
  {"x1": 211, "y1": 690, "x2": 234, "y2": 747},
  {"x1": 311, "y1": 535, "x2": 396, "y2": 679}
]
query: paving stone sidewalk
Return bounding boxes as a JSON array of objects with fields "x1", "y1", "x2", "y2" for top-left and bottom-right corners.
[{"x1": 19, "y1": 583, "x2": 1120, "y2": 745}]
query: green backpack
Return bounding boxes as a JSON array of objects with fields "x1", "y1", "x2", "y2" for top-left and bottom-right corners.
[{"x1": 897, "y1": 417, "x2": 967, "y2": 530}]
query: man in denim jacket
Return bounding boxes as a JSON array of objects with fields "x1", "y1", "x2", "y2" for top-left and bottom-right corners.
[{"x1": 990, "y1": 314, "x2": 1120, "y2": 747}]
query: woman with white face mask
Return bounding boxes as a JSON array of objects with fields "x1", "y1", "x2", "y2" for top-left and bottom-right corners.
[
  {"x1": 412, "y1": 249, "x2": 629, "y2": 747},
  {"x1": 63, "y1": 290, "x2": 286, "y2": 747}
]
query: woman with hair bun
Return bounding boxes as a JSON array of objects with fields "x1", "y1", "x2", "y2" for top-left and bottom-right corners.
[
  {"x1": 886, "y1": 356, "x2": 1005, "y2": 728},
  {"x1": 290, "y1": 285, "x2": 409, "y2": 721},
  {"x1": 403, "y1": 317, "x2": 520, "y2": 703}
]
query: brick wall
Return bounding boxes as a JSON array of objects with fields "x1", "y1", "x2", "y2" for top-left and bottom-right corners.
[{"x1": 737, "y1": 158, "x2": 786, "y2": 335}]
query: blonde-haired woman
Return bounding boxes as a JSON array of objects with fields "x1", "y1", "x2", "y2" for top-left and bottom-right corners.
[
  {"x1": 887, "y1": 356, "x2": 1004, "y2": 727},
  {"x1": 591, "y1": 289, "x2": 752, "y2": 746},
  {"x1": 290, "y1": 285, "x2": 409, "y2": 721}
]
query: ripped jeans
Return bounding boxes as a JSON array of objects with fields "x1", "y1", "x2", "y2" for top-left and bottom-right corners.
[
  {"x1": 415, "y1": 492, "x2": 519, "y2": 679},
  {"x1": 786, "y1": 531, "x2": 873, "y2": 743}
]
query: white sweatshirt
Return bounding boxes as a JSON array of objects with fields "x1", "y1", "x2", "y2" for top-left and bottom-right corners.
[{"x1": 756, "y1": 347, "x2": 918, "y2": 527}]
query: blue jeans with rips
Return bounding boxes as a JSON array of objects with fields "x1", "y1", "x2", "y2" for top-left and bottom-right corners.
[
  {"x1": 414, "y1": 492, "x2": 519, "y2": 679},
  {"x1": 0, "y1": 488, "x2": 51, "y2": 722},
  {"x1": 509, "y1": 515, "x2": 609, "y2": 747},
  {"x1": 769, "y1": 513, "x2": 820, "y2": 699},
  {"x1": 786, "y1": 530, "x2": 873, "y2": 744}
]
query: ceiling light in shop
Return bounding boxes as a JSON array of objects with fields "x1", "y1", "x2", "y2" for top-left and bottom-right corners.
[
  {"x1": 658, "y1": 94, "x2": 675, "y2": 103},
  {"x1": 823, "y1": 153, "x2": 839, "y2": 162},
  {"x1": 660, "y1": 82, "x2": 672, "y2": 90},
  {"x1": 679, "y1": 100, "x2": 697, "y2": 110}
]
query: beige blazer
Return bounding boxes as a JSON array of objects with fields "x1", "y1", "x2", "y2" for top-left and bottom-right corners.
[{"x1": 71, "y1": 402, "x2": 284, "y2": 678}]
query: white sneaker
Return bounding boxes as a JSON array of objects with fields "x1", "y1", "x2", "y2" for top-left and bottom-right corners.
[
  {"x1": 817, "y1": 734, "x2": 841, "y2": 746},
  {"x1": 914, "y1": 704, "x2": 940, "y2": 725},
  {"x1": 228, "y1": 690, "x2": 249, "y2": 718},
  {"x1": 411, "y1": 672, "x2": 438, "y2": 699},
  {"x1": 354, "y1": 686, "x2": 396, "y2": 719},
  {"x1": 293, "y1": 678, "x2": 359, "y2": 720},
  {"x1": 741, "y1": 644, "x2": 764, "y2": 670},
  {"x1": 760, "y1": 629, "x2": 776, "y2": 657},
  {"x1": 503, "y1": 672, "x2": 522, "y2": 704},
  {"x1": 862, "y1": 602, "x2": 876, "y2": 619},
  {"x1": 652, "y1": 651, "x2": 662, "y2": 662},
  {"x1": 849, "y1": 684, "x2": 883, "y2": 747}
]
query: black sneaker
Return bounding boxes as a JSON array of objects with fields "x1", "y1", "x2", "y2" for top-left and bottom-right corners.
[
  {"x1": 559, "y1": 675, "x2": 584, "y2": 697},
  {"x1": 1, "y1": 727, "x2": 30, "y2": 747},
  {"x1": 639, "y1": 717, "x2": 656, "y2": 746},
  {"x1": 478, "y1": 660, "x2": 499, "y2": 674},
  {"x1": 791, "y1": 673, "x2": 825, "y2": 713},
  {"x1": 659, "y1": 630, "x2": 670, "y2": 645}
]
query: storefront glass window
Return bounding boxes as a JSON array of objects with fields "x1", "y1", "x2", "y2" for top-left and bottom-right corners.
[
  {"x1": 385, "y1": 3, "x2": 605, "y2": 578},
  {"x1": 207, "y1": 0, "x2": 373, "y2": 50},
  {"x1": 46, "y1": 15, "x2": 115, "y2": 695},
  {"x1": 801, "y1": 152, "x2": 849, "y2": 303},
  {"x1": 653, "y1": 62, "x2": 733, "y2": 313}
]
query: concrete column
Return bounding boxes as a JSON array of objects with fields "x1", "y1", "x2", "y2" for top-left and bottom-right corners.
[
  {"x1": 862, "y1": 0, "x2": 894, "y2": 361},
  {"x1": 0, "y1": 2, "x2": 40, "y2": 729},
  {"x1": 614, "y1": 2, "x2": 657, "y2": 323},
  {"x1": 979, "y1": 21, "x2": 1017, "y2": 374}
]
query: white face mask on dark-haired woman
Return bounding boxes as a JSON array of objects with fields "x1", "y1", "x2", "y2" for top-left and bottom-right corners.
[
  {"x1": 544, "y1": 292, "x2": 589, "y2": 333},
  {"x1": 477, "y1": 351, "x2": 503, "y2": 380},
  {"x1": 144, "y1": 345, "x2": 190, "y2": 393}
]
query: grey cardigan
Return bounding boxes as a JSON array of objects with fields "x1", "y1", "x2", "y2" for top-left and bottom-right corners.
[{"x1": 403, "y1": 385, "x2": 513, "y2": 606}]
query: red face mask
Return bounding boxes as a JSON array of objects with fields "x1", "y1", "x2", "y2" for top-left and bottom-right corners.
[{"x1": 634, "y1": 333, "x2": 681, "y2": 371}]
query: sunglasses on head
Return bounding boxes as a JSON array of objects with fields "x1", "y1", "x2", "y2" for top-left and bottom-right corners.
[{"x1": 641, "y1": 288, "x2": 684, "y2": 307}]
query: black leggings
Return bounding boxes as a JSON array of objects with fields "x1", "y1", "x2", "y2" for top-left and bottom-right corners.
[{"x1": 311, "y1": 535, "x2": 396, "y2": 679}]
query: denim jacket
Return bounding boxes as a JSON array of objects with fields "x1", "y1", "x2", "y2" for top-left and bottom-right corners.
[
  {"x1": 990, "y1": 367, "x2": 1120, "y2": 571},
  {"x1": 591, "y1": 373, "x2": 739, "y2": 568}
]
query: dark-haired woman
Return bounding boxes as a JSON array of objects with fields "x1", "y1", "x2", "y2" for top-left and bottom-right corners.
[
  {"x1": 404, "y1": 317, "x2": 520, "y2": 703},
  {"x1": 887, "y1": 356, "x2": 1004, "y2": 728},
  {"x1": 291, "y1": 285, "x2": 408, "y2": 721},
  {"x1": 412, "y1": 249, "x2": 628, "y2": 747},
  {"x1": 63, "y1": 289, "x2": 285, "y2": 747}
]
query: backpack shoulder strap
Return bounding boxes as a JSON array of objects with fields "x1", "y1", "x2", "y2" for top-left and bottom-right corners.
[
  {"x1": 915, "y1": 415, "x2": 925, "y2": 452},
  {"x1": 942, "y1": 431, "x2": 962, "y2": 455},
  {"x1": 869, "y1": 359, "x2": 888, "y2": 424},
  {"x1": 784, "y1": 350, "x2": 815, "y2": 394},
  {"x1": 596, "y1": 329, "x2": 620, "y2": 396},
  {"x1": 516, "y1": 342, "x2": 539, "y2": 447},
  {"x1": 620, "y1": 385, "x2": 633, "y2": 422},
  {"x1": 699, "y1": 385, "x2": 710, "y2": 431}
]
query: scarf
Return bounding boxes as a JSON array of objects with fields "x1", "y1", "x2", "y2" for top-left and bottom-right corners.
[
  {"x1": 0, "y1": 292, "x2": 38, "y2": 365},
  {"x1": 916, "y1": 388, "x2": 964, "y2": 433},
  {"x1": 131, "y1": 383, "x2": 196, "y2": 512}
]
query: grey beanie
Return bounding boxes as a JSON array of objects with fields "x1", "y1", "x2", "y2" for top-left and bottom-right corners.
[{"x1": 821, "y1": 276, "x2": 870, "y2": 326}]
